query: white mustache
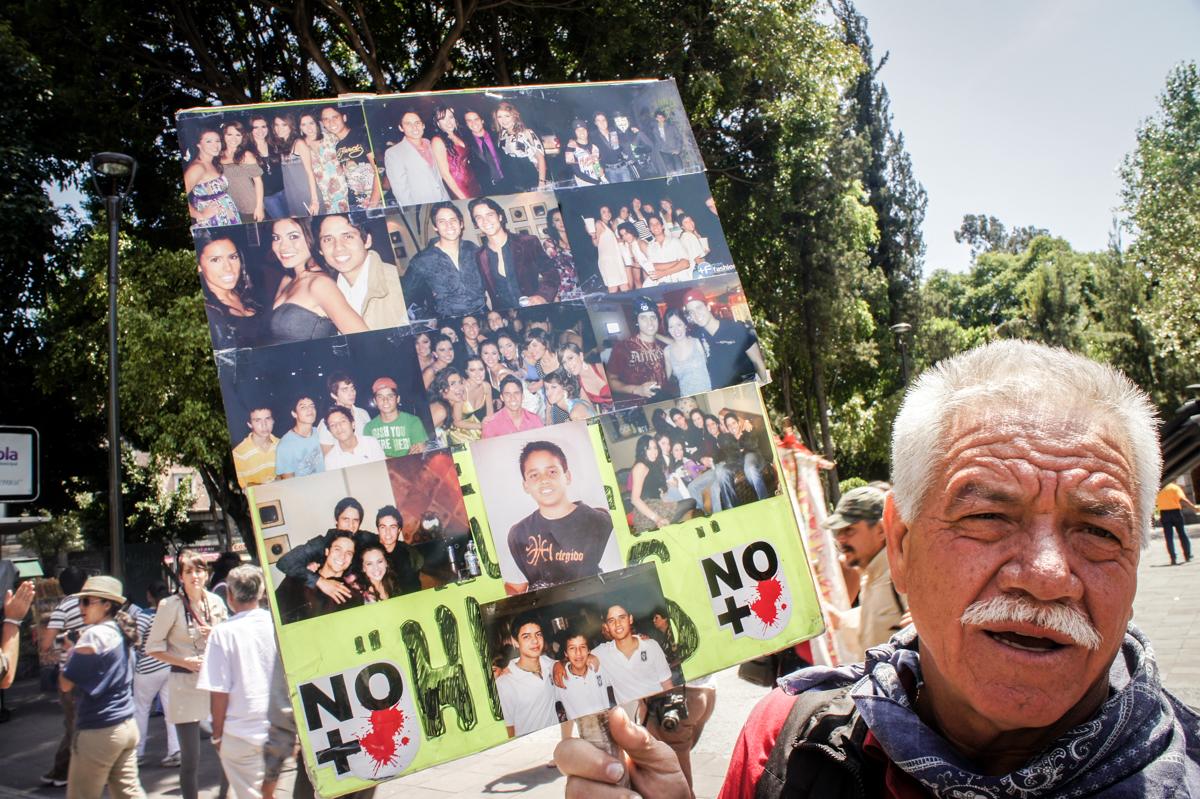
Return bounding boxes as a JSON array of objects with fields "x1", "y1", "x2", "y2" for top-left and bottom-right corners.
[{"x1": 960, "y1": 594, "x2": 1102, "y2": 651}]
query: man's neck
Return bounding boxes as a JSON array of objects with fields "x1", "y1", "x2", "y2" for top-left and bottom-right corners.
[
  {"x1": 537, "y1": 499, "x2": 576, "y2": 521},
  {"x1": 379, "y1": 409, "x2": 399, "y2": 423},
  {"x1": 506, "y1": 407, "x2": 524, "y2": 423},
  {"x1": 318, "y1": 564, "x2": 342, "y2": 580},
  {"x1": 489, "y1": 230, "x2": 509, "y2": 250},
  {"x1": 637, "y1": 332, "x2": 657, "y2": 344},
  {"x1": 406, "y1": 136, "x2": 423, "y2": 148},
  {"x1": 338, "y1": 435, "x2": 358, "y2": 453},
  {"x1": 567, "y1": 663, "x2": 589, "y2": 677},
  {"x1": 340, "y1": 258, "x2": 367, "y2": 285},
  {"x1": 704, "y1": 318, "x2": 720, "y2": 335},
  {"x1": 615, "y1": 636, "x2": 638, "y2": 656},
  {"x1": 292, "y1": 422, "x2": 313, "y2": 437},
  {"x1": 916, "y1": 643, "x2": 1111, "y2": 775},
  {"x1": 251, "y1": 433, "x2": 272, "y2": 450},
  {"x1": 516, "y1": 655, "x2": 543, "y2": 675},
  {"x1": 436, "y1": 238, "x2": 460, "y2": 256}
]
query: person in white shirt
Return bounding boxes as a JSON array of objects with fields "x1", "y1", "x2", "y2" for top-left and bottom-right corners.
[
  {"x1": 383, "y1": 109, "x2": 450, "y2": 207},
  {"x1": 495, "y1": 613, "x2": 559, "y2": 737},
  {"x1": 322, "y1": 406, "x2": 385, "y2": 470},
  {"x1": 643, "y1": 215, "x2": 692, "y2": 286},
  {"x1": 317, "y1": 214, "x2": 407, "y2": 330},
  {"x1": 589, "y1": 604, "x2": 673, "y2": 705},
  {"x1": 196, "y1": 566, "x2": 277, "y2": 799},
  {"x1": 555, "y1": 629, "x2": 613, "y2": 720},
  {"x1": 315, "y1": 372, "x2": 372, "y2": 453}
]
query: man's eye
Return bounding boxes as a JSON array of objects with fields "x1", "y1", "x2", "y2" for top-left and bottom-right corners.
[{"x1": 1084, "y1": 525, "x2": 1120, "y2": 542}]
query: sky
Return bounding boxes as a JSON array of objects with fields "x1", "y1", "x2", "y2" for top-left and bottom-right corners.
[{"x1": 852, "y1": 0, "x2": 1200, "y2": 273}]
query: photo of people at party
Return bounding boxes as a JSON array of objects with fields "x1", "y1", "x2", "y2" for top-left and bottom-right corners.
[
  {"x1": 470, "y1": 421, "x2": 622, "y2": 595},
  {"x1": 177, "y1": 101, "x2": 382, "y2": 229},
  {"x1": 480, "y1": 563, "x2": 677, "y2": 737},
  {"x1": 410, "y1": 302, "x2": 613, "y2": 440},
  {"x1": 384, "y1": 192, "x2": 588, "y2": 319},
  {"x1": 588, "y1": 275, "x2": 766, "y2": 408},
  {"x1": 363, "y1": 80, "x2": 703, "y2": 207},
  {"x1": 215, "y1": 328, "x2": 433, "y2": 486},
  {"x1": 253, "y1": 449, "x2": 474, "y2": 624},
  {"x1": 195, "y1": 210, "x2": 408, "y2": 352},
  {"x1": 599, "y1": 384, "x2": 780, "y2": 533},
  {"x1": 555, "y1": 173, "x2": 734, "y2": 294}
]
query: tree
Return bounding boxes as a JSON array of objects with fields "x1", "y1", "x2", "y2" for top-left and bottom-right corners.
[
  {"x1": 955, "y1": 214, "x2": 1050, "y2": 259},
  {"x1": 5, "y1": 0, "x2": 883, "y2": 524},
  {"x1": 1121, "y1": 61, "x2": 1200, "y2": 399}
]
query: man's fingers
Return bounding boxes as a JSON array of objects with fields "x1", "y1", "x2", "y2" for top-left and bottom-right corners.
[
  {"x1": 605, "y1": 707, "x2": 657, "y2": 754},
  {"x1": 565, "y1": 775, "x2": 639, "y2": 799},
  {"x1": 554, "y1": 738, "x2": 626, "y2": 784}
]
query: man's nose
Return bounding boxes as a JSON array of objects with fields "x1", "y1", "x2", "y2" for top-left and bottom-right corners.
[{"x1": 997, "y1": 517, "x2": 1084, "y2": 603}]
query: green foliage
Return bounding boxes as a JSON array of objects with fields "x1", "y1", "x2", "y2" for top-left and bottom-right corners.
[
  {"x1": 74, "y1": 447, "x2": 205, "y2": 548},
  {"x1": 19, "y1": 512, "x2": 85, "y2": 567},
  {"x1": 1121, "y1": 61, "x2": 1200, "y2": 399}
]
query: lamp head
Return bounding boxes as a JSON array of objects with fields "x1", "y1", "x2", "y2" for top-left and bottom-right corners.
[
  {"x1": 889, "y1": 322, "x2": 913, "y2": 336},
  {"x1": 90, "y1": 152, "x2": 137, "y2": 200}
]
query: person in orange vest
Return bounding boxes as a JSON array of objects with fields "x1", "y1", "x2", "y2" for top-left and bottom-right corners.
[{"x1": 1156, "y1": 481, "x2": 1196, "y2": 564}]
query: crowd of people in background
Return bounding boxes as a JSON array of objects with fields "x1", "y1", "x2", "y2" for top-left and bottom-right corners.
[{"x1": 25, "y1": 556, "x2": 279, "y2": 799}]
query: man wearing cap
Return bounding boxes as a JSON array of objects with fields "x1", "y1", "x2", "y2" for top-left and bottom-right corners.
[
  {"x1": 607, "y1": 296, "x2": 673, "y2": 405},
  {"x1": 823, "y1": 486, "x2": 907, "y2": 656},
  {"x1": 683, "y1": 289, "x2": 768, "y2": 388},
  {"x1": 362, "y1": 377, "x2": 428, "y2": 458}
]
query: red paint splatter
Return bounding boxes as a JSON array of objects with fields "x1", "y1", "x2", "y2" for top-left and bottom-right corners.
[
  {"x1": 401, "y1": 737, "x2": 410, "y2": 746},
  {"x1": 357, "y1": 706, "x2": 405, "y2": 774},
  {"x1": 750, "y1": 578, "x2": 783, "y2": 625}
]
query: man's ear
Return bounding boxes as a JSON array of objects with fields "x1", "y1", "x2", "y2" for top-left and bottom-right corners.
[{"x1": 883, "y1": 492, "x2": 911, "y2": 595}]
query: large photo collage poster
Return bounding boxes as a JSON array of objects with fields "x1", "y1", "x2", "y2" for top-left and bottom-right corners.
[{"x1": 175, "y1": 80, "x2": 822, "y2": 794}]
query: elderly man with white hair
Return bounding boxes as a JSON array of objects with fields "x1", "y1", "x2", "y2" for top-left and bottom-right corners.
[
  {"x1": 557, "y1": 340, "x2": 1200, "y2": 798},
  {"x1": 197, "y1": 565, "x2": 277, "y2": 799}
]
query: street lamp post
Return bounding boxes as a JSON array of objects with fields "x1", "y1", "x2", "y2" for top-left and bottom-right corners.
[
  {"x1": 890, "y1": 322, "x2": 913, "y2": 387},
  {"x1": 90, "y1": 152, "x2": 137, "y2": 581}
]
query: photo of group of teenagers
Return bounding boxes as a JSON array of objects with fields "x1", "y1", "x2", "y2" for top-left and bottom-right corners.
[{"x1": 178, "y1": 80, "x2": 788, "y2": 744}]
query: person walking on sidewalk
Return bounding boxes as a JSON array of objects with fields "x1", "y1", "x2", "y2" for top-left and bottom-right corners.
[
  {"x1": 131, "y1": 581, "x2": 180, "y2": 766},
  {"x1": 146, "y1": 551, "x2": 229, "y2": 799},
  {"x1": 1156, "y1": 481, "x2": 1196, "y2": 564},
  {"x1": 59, "y1": 575, "x2": 146, "y2": 799},
  {"x1": 41, "y1": 565, "x2": 88, "y2": 787},
  {"x1": 197, "y1": 566, "x2": 277, "y2": 799}
]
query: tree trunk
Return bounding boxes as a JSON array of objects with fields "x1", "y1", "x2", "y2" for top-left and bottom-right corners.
[{"x1": 804, "y1": 299, "x2": 839, "y2": 505}]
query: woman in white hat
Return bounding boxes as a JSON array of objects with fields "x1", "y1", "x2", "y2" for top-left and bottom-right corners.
[
  {"x1": 146, "y1": 551, "x2": 228, "y2": 799},
  {"x1": 59, "y1": 574, "x2": 145, "y2": 799}
]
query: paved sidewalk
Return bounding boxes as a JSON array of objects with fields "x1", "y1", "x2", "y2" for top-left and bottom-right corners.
[{"x1": 1, "y1": 539, "x2": 1196, "y2": 799}]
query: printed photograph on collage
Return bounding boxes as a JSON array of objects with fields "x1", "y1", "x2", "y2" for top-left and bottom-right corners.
[
  {"x1": 363, "y1": 80, "x2": 704, "y2": 208},
  {"x1": 411, "y1": 301, "x2": 613, "y2": 444},
  {"x1": 470, "y1": 420, "x2": 622, "y2": 595},
  {"x1": 587, "y1": 273, "x2": 766, "y2": 409},
  {"x1": 480, "y1": 563, "x2": 679, "y2": 737},
  {"x1": 555, "y1": 172, "x2": 733, "y2": 294},
  {"x1": 177, "y1": 100, "x2": 381, "y2": 228},
  {"x1": 599, "y1": 384, "x2": 781, "y2": 534},
  {"x1": 195, "y1": 210, "x2": 407, "y2": 352},
  {"x1": 253, "y1": 448, "x2": 473, "y2": 625},
  {"x1": 215, "y1": 327, "x2": 431, "y2": 487}
]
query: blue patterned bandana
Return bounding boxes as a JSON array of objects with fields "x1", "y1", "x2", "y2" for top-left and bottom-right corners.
[{"x1": 780, "y1": 624, "x2": 1200, "y2": 797}]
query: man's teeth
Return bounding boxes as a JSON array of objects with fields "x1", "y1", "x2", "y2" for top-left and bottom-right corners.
[{"x1": 989, "y1": 630, "x2": 1061, "y2": 651}]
